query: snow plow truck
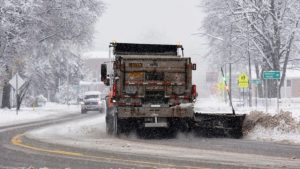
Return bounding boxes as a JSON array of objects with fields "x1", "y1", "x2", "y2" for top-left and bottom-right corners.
[{"x1": 101, "y1": 42, "x2": 245, "y2": 138}]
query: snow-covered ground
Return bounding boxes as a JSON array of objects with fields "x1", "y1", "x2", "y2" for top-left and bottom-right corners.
[{"x1": 0, "y1": 102, "x2": 80, "y2": 127}]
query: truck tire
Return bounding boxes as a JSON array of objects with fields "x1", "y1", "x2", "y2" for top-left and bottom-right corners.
[
  {"x1": 106, "y1": 114, "x2": 114, "y2": 135},
  {"x1": 81, "y1": 109, "x2": 87, "y2": 114},
  {"x1": 113, "y1": 115, "x2": 120, "y2": 136}
]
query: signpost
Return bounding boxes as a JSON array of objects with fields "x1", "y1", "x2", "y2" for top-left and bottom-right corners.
[
  {"x1": 9, "y1": 73, "x2": 25, "y2": 115},
  {"x1": 217, "y1": 81, "x2": 225, "y2": 91},
  {"x1": 238, "y1": 73, "x2": 249, "y2": 88},
  {"x1": 263, "y1": 71, "x2": 281, "y2": 113},
  {"x1": 251, "y1": 79, "x2": 262, "y2": 108},
  {"x1": 238, "y1": 73, "x2": 249, "y2": 107},
  {"x1": 9, "y1": 73, "x2": 25, "y2": 90}
]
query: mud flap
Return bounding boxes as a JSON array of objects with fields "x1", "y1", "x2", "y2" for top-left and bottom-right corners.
[{"x1": 193, "y1": 113, "x2": 246, "y2": 138}]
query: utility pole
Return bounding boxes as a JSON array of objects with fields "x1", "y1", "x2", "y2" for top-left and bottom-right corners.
[
  {"x1": 229, "y1": 63, "x2": 232, "y2": 106},
  {"x1": 67, "y1": 63, "x2": 69, "y2": 105},
  {"x1": 224, "y1": 65, "x2": 227, "y2": 103},
  {"x1": 247, "y1": 23, "x2": 252, "y2": 107},
  {"x1": 228, "y1": 23, "x2": 233, "y2": 106},
  {"x1": 16, "y1": 72, "x2": 18, "y2": 115}
]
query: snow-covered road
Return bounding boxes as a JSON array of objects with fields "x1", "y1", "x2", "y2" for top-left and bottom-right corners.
[
  {"x1": 1, "y1": 99, "x2": 299, "y2": 168},
  {"x1": 0, "y1": 103, "x2": 79, "y2": 127},
  {"x1": 1, "y1": 99, "x2": 299, "y2": 144},
  {"x1": 25, "y1": 112, "x2": 300, "y2": 169}
]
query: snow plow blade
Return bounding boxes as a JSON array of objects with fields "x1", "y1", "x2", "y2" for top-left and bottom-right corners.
[{"x1": 193, "y1": 113, "x2": 246, "y2": 138}]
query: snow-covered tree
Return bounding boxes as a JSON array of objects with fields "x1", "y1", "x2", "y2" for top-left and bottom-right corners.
[
  {"x1": 201, "y1": 0, "x2": 300, "y2": 98},
  {"x1": 1, "y1": 0, "x2": 104, "y2": 108}
]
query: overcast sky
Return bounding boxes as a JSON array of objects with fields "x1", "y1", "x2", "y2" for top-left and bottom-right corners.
[
  {"x1": 90, "y1": 0, "x2": 208, "y2": 89},
  {"x1": 92, "y1": 0, "x2": 206, "y2": 57}
]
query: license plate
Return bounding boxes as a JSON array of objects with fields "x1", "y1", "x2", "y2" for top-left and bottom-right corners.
[
  {"x1": 128, "y1": 72, "x2": 144, "y2": 78},
  {"x1": 129, "y1": 63, "x2": 143, "y2": 68},
  {"x1": 145, "y1": 122, "x2": 168, "y2": 128}
]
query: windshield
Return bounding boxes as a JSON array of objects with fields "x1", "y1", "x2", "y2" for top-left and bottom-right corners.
[{"x1": 84, "y1": 95, "x2": 99, "y2": 99}]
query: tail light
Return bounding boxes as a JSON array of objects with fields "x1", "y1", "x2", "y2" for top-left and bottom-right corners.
[
  {"x1": 192, "y1": 85, "x2": 197, "y2": 97},
  {"x1": 112, "y1": 82, "x2": 117, "y2": 97}
]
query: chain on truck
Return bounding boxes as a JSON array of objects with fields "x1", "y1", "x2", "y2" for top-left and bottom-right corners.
[{"x1": 101, "y1": 42, "x2": 245, "y2": 138}]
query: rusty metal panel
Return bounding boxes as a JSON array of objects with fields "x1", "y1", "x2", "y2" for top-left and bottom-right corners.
[
  {"x1": 126, "y1": 72, "x2": 144, "y2": 80},
  {"x1": 117, "y1": 106, "x2": 194, "y2": 118},
  {"x1": 115, "y1": 55, "x2": 193, "y2": 119},
  {"x1": 165, "y1": 72, "x2": 185, "y2": 81}
]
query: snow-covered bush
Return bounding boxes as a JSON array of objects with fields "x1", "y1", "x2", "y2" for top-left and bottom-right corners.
[
  {"x1": 36, "y1": 95, "x2": 47, "y2": 107},
  {"x1": 55, "y1": 83, "x2": 79, "y2": 104}
]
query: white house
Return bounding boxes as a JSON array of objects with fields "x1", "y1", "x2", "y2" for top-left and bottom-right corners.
[
  {"x1": 82, "y1": 51, "x2": 110, "y2": 82},
  {"x1": 281, "y1": 69, "x2": 300, "y2": 98},
  {"x1": 80, "y1": 51, "x2": 110, "y2": 96}
]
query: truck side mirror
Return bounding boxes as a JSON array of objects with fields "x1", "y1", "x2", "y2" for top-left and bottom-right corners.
[
  {"x1": 192, "y1": 64, "x2": 197, "y2": 70},
  {"x1": 104, "y1": 78, "x2": 110, "y2": 86},
  {"x1": 101, "y1": 64, "x2": 107, "y2": 82}
]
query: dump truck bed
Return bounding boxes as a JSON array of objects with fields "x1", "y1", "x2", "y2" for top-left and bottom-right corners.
[{"x1": 114, "y1": 55, "x2": 194, "y2": 118}]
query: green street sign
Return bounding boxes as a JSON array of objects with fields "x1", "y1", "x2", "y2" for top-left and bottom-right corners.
[
  {"x1": 263, "y1": 71, "x2": 281, "y2": 80},
  {"x1": 251, "y1": 79, "x2": 262, "y2": 85}
]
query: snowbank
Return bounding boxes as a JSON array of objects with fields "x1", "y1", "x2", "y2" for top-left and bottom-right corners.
[
  {"x1": 244, "y1": 111, "x2": 300, "y2": 144},
  {"x1": 0, "y1": 102, "x2": 79, "y2": 127}
]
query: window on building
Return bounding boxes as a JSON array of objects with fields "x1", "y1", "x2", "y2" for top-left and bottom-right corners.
[{"x1": 287, "y1": 80, "x2": 291, "y2": 87}]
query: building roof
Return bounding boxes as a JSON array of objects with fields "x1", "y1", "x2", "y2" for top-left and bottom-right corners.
[
  {"x1": 82, "y1": 51, "x2": 109, "y2": 60},
  {"x1": 285, "y1": 69, "x2": 300, "y2": 79}
]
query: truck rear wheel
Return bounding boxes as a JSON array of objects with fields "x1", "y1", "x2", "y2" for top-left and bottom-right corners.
[
  {"x1": 106, "y1": 114, "x2": 114, "y2": 135},
  {"x1": 113, "y1": 115, "x2": 119, "y2": 136},
  {"x1": 81, "y1": 109, "x2": 87, "y2": 114}
]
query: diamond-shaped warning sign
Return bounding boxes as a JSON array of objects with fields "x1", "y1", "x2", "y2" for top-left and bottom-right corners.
[{"x1": 238, "y1": 73, "x2": 249, "y2": 88}]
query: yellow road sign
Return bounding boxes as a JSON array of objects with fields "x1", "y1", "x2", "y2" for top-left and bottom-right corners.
[
  {"x1": 217, "y1": 82, "x2": 225, "y2": 90},
  {"x1": 238, "y1": 73, "x2": 249, "y2": 88}
]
